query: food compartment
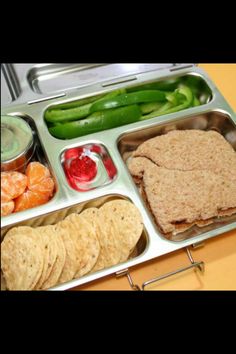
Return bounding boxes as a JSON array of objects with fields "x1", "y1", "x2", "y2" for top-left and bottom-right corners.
[
  {"x1": 1, "y1": 195, "x2": 148, "y2": 291},
  {"x1": 1, "y1": 114, "x2": 57, "y2": 218},
  {"x1": 61, "y1": 143, "x2": 117, "y2": 191},
  {"x1": 118, "y1": 111, "x2": 236, "y2": 242},
  {"x1": 44, "y1": 73, "x2": 212, "y2": 140}
]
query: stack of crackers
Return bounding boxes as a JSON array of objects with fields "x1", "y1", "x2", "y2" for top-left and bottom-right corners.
[{"x1": 1, "y1": 200, "x2": 143, "y2": 290}]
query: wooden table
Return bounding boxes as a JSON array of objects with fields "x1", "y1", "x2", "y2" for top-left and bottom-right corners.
[{"x1": 73, "y1": 64, "x2": 236, "y2": 291}]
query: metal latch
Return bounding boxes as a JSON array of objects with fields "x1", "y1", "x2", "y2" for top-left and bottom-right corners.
[
  {"x1": 115, "y1": 248, "x2": 204, "y2": 291},
  {"x1": 191, "y1": 241, "x2": 205, "y2": 249},
  {"x1": 116, "y1": 268, "x2": 141, "y2": 291}
]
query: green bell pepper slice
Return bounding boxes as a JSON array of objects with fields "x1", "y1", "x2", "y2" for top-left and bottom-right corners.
[
  {"x1": 140, "y1": 86, "x2": 194, "y2": 121},
  {"x1": 89, "y1": 90, "x2": 166, "y2": 113},
  {"x1": 44, "y1": 88, "x2": 127, "y2": 124},
  {"x1": 49, "y1": 105, "x2": 142, "y2": 139}
]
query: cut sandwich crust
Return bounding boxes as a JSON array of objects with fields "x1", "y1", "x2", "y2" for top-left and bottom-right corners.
[{"x1": 132, "y1": 130, "x2": 236, "y2": 181}]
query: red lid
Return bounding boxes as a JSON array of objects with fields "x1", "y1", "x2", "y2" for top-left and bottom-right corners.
[{"x1": 64, "y1": 154, "x2": 97, "y2": 184}]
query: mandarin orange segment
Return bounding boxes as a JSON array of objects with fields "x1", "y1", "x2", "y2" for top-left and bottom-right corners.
[
  {"x1": 14, "y1": 190, "x2": 50, "y2": 212},
  {"x1": 1, "y1": 200, "x2": 15, "y2": 216},
  {"x1": 1, "y1": 162, "x2": 55, "y2": 216},
  {"x1": 1, "y1": 187, "x2": 11, "y2": 203},
  {"x1": 29, "y1": 177, "x2": 55, "y2": 197},
  {"x1": 26, "y1": 161, "x2": 55, "y2": 197},
  {"x1": 26, "y1": 162, "x2": 51, "y2": 187},
  {"x1": 1, "y1": 171, "x2": 28, "y2": 201}
]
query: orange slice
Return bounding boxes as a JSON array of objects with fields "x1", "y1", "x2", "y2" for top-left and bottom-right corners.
[
  {"x1": 26, "y1": 162, "x2": 54, "y2": 197},
  {"x1": 1, "y1": 200, "x2": 15, "y2": 216},
  {"x1": 1, "y1": 171, "x2": 27, "y2": 202},
  {"x1": 14, "y1": 190, "x2": 50, "y2": 212}
]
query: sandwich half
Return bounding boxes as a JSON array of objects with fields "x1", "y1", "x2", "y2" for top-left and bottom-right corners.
[{"x1": 128, "y1": 130, "x2": 236, "y2": 235}]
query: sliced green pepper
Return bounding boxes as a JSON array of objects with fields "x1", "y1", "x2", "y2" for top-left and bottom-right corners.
[
  {"x1": 140, "y1": 102, "x2": 164, "y2": 114},
  {"x1": 154, "y1": 102, "x2": 174, "y2": 113},
  {"x1": 90, "y1": 90, "x2": 166, "y2": 113},
  {"x1": 140, "y1": 86, "x2": 193, "y2": 121},
  {"x1": 45, "y1": 103, "x2": 92, "y2": 123},
  {"x1": 44, "y1": 88, "x2": 127, "y2": 124},
  {"x1": 193, "y1": 95, "x2": 201, "y2": 106},
  {"x1": 49, "y1": 105, "x2": 142, "y2": 139}
]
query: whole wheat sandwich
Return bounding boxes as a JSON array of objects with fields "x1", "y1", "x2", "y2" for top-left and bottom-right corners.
[{"x1": 128, "y1": 130, "x2": 236, "y2": 235}]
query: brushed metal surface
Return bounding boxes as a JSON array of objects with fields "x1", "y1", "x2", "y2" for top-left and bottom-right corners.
[
  {"x1": 1, "y1": 63, "x2": 191, "y2": 107},
  {"x1": 1, "y1": 65, "x2": 236, "y2": 291},
  {"x1": 1, "y1": 67, "x2": 13, "y2": 105}
]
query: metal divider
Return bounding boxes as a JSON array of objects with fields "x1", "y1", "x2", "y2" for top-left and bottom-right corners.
[{"x1": 2, "y1": 64, "x2": 21, "y2": 100}]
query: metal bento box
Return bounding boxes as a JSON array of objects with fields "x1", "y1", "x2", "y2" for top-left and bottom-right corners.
[{"x1": 1, "y1": 63, "x2": 236, "y2": 290}]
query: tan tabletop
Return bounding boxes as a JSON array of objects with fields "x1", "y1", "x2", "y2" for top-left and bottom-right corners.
[{"x1": 73, "y1": 64, "x2": 236, "y2": 291}]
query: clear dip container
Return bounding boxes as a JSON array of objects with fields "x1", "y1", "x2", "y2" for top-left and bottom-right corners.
[{"x1": 1, "y1": 115, "x2": 35, "y2": 173}]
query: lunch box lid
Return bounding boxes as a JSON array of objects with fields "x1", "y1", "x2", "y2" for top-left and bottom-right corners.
[
  {"x1": 30, "y1": 63, "x2": 197, "y2": 95},
  {"x1": 1, "y1": 63, "x2": 197, "y2": 107}
]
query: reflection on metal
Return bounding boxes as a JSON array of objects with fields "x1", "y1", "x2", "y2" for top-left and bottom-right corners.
[
  {"x1": 170, "y1": 64, "x2": 195, "y2": 72},
  {"x1": 1, "y1": 64, "x2": 21, "y2": 101},
  {"x1": 102, "y1": 76, "x2": 137, "y2": 87},
  {"x1": 27, "y1": 93, "x2": 66, "y2": 105}
]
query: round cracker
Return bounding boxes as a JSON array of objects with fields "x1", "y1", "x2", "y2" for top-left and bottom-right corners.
[
  {"x1": 3, "y1": 226, "x2": 34, "y2": 240},
  {"x1": 40, "y1": 227, "x2": 66, "y2": 290},
  {"x1": 65, "y1": 213, "x2": 100, "y2": 279},
  {"x1": 34, "y1": 225, "x2": 58, "y2": 290},
  {"x1": 80, "y1": 207, "x2": 99, "y2": 231},
  {"x1": 92, "y1": 200, "x2": 143, "y2": 272},
  {"x1": 55, "y1": 220, "x2": 80, "y2": 284},
  {"x1": 1, "y1": 227, "x2": 44, "y2": 290},
  {"x1": 100, "y1": 200, "x2": 143, "y2": 259},
  {"x1": 41, "y1": 209, "x2": 69, "y2": 227},
  {"x1": 91, "y1": 208, "x2": 123, "y2": 272}
]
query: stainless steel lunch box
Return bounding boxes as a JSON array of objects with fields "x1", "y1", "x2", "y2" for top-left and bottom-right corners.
[{"x1": 1, "y1": 63, "x2": 236, "y2": 290}]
